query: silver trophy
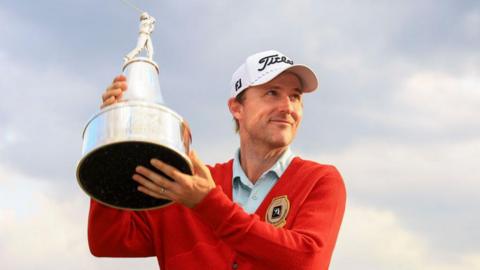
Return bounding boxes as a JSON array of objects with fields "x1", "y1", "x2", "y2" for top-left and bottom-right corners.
[{"x1": 76, "y1": 12, "x2": 192, "y2": 210}]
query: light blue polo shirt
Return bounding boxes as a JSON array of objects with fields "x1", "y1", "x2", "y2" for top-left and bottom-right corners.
[{"x1": 232, "y1": 148, "x2": 295, "y2": 214}]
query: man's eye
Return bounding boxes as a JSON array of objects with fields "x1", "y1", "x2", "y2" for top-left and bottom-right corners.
[
  {"x1": 289, "y1": 94, "x2": 301, "y2": 101},
  {"x1": 266, "y1": 90, "x2": 277, "y2": 96}
]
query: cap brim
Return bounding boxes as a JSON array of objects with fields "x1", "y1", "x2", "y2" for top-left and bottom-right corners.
[
  {"x1": 251, "y1": 64, "x2": 319, "y2": 93},
  {"x1": 285, "y1": 65, "x2": 318, "y2": 92}
]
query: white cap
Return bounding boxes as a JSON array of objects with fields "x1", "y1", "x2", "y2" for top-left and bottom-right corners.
[{"x1": 230, "y1": 50, "x2": 318, "y2": 98}]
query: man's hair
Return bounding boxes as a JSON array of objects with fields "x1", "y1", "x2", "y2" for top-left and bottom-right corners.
[{"x1": 233, "y1": 90, "x2": 247, "y2": 133}]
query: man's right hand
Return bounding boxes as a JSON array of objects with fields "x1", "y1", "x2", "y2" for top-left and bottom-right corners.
[{"x1": 101, "y1": 75, "x2": 128, "y2": 109}]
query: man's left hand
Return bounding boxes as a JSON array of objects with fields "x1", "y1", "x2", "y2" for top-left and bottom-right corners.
[{"x1": 132, "y1": 150, "x2": 216, "y2": 208}]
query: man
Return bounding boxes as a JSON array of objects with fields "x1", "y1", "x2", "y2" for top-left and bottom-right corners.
[{"x1": 90, "y1": 50, "x2": 346, "y2": 270}]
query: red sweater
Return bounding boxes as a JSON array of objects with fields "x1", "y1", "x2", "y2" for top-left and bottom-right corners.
[{"x1": 88, "y1": 157, "x2": 346, "y2": 270}]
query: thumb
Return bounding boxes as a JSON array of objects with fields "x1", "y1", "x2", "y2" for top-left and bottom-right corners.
[{"x1": 189, "y1": 150, "x2": 211, "y2": 178}]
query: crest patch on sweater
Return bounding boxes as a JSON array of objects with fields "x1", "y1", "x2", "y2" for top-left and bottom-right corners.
[{"x1": 265, "y1": 195, "x2": 290, "y2": 228}]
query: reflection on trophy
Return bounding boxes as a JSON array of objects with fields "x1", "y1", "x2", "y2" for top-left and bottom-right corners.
[{"x1": 76, "y1": 12, "x2": 192, "y2": 210}]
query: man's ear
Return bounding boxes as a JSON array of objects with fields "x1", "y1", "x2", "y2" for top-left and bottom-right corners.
[{"x1": 228, "y1": 97, "x2": 242, "y2": 120}]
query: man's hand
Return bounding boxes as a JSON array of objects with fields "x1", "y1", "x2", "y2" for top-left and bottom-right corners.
[
  {"x1": 132, "y1": 150, "x2": 216, "y2": 208},
  {"x1": 101, "y1": 75, "x2": 127, "y2": 109}
]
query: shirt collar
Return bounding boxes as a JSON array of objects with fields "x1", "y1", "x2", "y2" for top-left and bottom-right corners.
[{"x1": 232, "y1": 148, "x2": 295, "y2": 187}]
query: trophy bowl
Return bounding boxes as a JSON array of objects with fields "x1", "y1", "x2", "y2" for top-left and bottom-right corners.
[{"x1": 77, "y1": 101, "x2": 192, "y2": 210}]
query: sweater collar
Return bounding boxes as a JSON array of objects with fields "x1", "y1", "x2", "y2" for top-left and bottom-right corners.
[{"x1": 232, "y1": 148, "x2": 294, "y2": 186}]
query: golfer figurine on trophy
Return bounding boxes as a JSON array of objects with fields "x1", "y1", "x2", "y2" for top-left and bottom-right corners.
[{"x1": 124, "y1": 12, "x2": 156, "y2": 62}]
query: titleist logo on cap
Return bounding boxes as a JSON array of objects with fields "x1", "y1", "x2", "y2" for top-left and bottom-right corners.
[
  {"x1": 257, "y1": 54, "x2": 294, "y2": 71},
  {"x1": 230, "y1": 50, "x2": 318, "y2": 98}
]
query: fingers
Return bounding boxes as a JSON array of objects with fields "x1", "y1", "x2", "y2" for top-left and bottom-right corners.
[
  {"x1": 113, "y1": 74, "x2": 127, "y2": 83},
  {"x1": 134, "y1": 158, "x2": 214, "y2": 208},
  {"x1": 132, "y1": 173, "x2": 170, "y2": 200},
  {"x1": 109, "y1": 80, "x2": 128, "y2": 92},
  {"x1": 137, "y1": 185, "x2": 168, "y2": 200},
  {"x1": 100, "y1": 75, "x2": 128, "y2": 109},
  {"x1": 103, "y1": 81, "x2": 127, "y2": 100},
  {"x1": 100, "y1": 96, "x2": 115, "y2": 109},
  {"x1": 102, "y1": 88, "x2": 123, "y2": 101},
  {"x1": 134, "y1": 166, "x2": 176, "y2": 191},
  {"x1": 150, "y1": 159, "x2": 189, "y2": 185}
]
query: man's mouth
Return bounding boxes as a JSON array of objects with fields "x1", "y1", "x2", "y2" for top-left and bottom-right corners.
[{"x1": 269, "y1": 119, "x2": 293, "y2": 126}]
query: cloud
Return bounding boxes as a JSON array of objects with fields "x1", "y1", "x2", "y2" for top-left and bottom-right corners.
[
  {"x1": 391, "y1": 70, "x2": 479, "y2": 130},
  {"x1": 304, "y1": 136, "x2": 480, "y2": 256},
  {"x1": 332, "y1": 204, "x2": 480, "y2": 270},
  {"x1": 321, "y1": 138, "x2": 480, "y2": 196},
  {"x1": 0, "y1": 163, "x2": 158, "y2": 270},
  {"x1": 462, "y1": 9, "x2": 480, "y2": 39},
  {"x1": 0, "y1": 48, "x2": 100, "y2": 183},
  {"x1": 332, "y1": 204, "x2": 428, "y2": 270}
]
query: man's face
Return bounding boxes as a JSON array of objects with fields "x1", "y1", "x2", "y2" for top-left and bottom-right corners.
[{"x1": 231, "y1": 72, "x2": 304, "y2": 149}]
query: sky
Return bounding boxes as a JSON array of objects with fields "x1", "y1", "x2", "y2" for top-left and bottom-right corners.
[{"x1": 0, "y1": 0, "x2": 479, "y2": 269}]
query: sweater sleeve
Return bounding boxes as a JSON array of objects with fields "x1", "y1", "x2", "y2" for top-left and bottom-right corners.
[
  {"x1": 192, "y1": 166, "x2": 346, "y2": 269},
  {"x1": 88, "y1": 199, "x2": 155, "y2": 257}
]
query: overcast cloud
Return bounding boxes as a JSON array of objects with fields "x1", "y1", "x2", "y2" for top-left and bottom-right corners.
[{"x1": 0, "y1": 1, "x2": 479, "y2": 269}]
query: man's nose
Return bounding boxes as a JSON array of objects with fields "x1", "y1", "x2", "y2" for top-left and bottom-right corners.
[{"x1": 278, "y1": 96, "x2": 294, "y2": 113}]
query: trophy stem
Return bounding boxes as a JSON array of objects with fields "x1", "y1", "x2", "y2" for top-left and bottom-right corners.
[{"x1": 122, "y1": 57, "x2": 164, "y2": 104}]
